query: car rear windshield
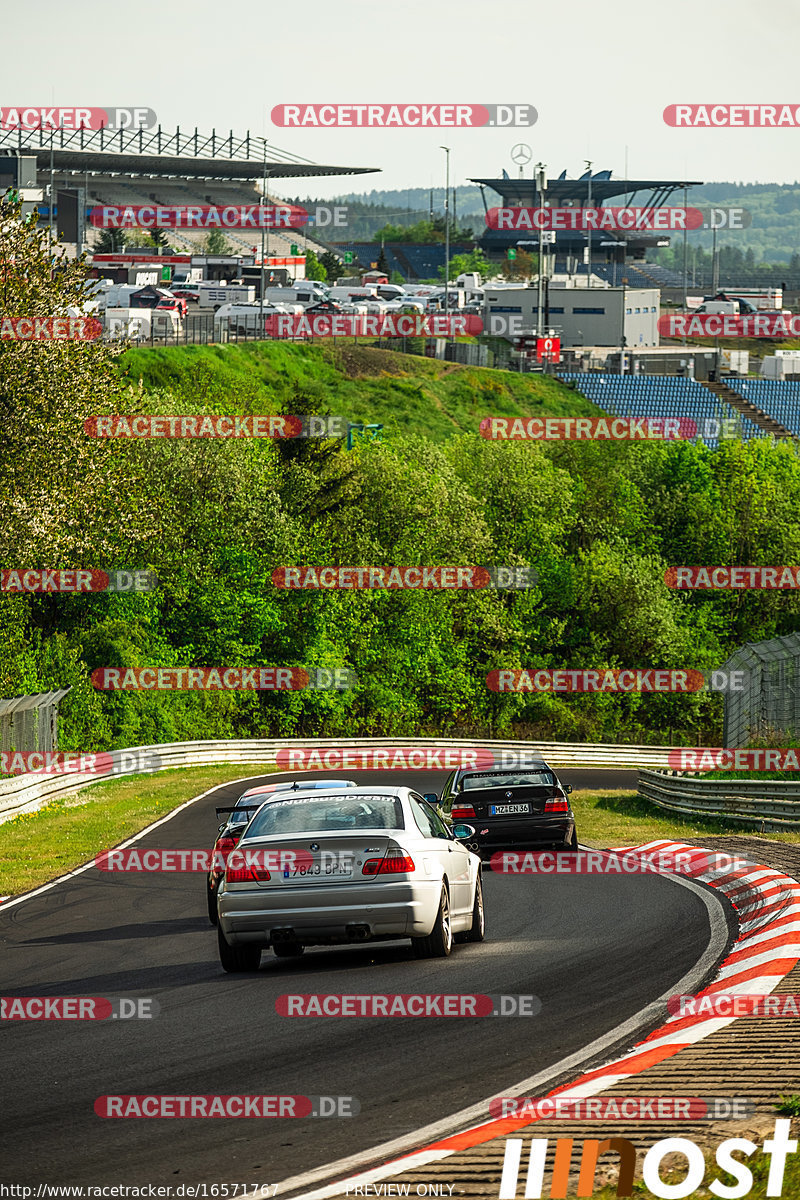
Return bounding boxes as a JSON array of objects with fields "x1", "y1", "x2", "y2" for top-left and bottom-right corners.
[
  {"x1": 461, "y1": 770, "x2": 555, "y2": 790},
  {"x1": 244, "y1": 794, "x2": 405, "y2": 837}
]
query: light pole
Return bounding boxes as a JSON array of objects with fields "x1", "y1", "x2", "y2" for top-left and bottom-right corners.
[
  {"x1": 536, "y1": 163, "x2": 546, "y2": 338},
  {"x1": 259, "y1": 138, "x2": 268, "y2": 329},
  {"x1": 585, "y1": 159, "x2": 592, "y2": 288},
  {"x1": 440, "y1": 146, "x2": 450, "y2": 322}
]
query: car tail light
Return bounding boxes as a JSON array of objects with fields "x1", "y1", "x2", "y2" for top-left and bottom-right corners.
[
  {"x1": 451, "y1": 805, "x2": 476, "y2": 818},
  {"x1": 215, "y1": 836, "x2": 239, "y2": 854},
  {"x1": 545, "y1": 798, "x2": 570, "y2": 813},
  {"x1": 362, "y1": 850, "x2": 415, "y2": 875},
  {"x1": 226, "y1": 864, "x2": 271, "y2": 883}
]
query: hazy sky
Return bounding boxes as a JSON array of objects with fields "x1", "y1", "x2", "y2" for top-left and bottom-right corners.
[{"x1": 5, "y1": 0, "x2": 800, "y2": 199}]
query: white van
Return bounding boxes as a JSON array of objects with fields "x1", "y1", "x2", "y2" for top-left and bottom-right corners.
[
  {"x1": 215, "y1": 302, "x2": 301, "y2": 334},
  {"x1": 327, "y1": 286, "x2": 379, "y2": 304},
  {"x1": 198, "y1": 284, "x2": 256, "y2": 311}
]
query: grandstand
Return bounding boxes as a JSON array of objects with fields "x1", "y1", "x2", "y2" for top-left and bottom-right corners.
[
  {"x1": 557, "y1": 373, "x2": 765, "y2": 448},
  {"x1": 324, "y1": 241, "x2": 473, "y2": 281},
  {"x1": 0, "y1": 125, "x2": 379, "y2": 258},
  {"x1": 473, "y1": 168, "x2": 702, "y2": 269},
  {"x1": 725, "y1": 379, "x2": 800, "y2": 438}
]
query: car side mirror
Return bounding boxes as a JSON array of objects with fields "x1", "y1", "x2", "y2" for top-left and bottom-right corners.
[
  {"x1": 217, "y1": 823, "x2": 226, "y2": 834},
  {"x1": 564, "y1": 784, "x2": 573, "y2": 794},
  {"x1": 423, "y1": 792, "x2": 439, "y2": 806},
  {"x1": 452, "y1": 823, "x2": 475, "y2": 840}
]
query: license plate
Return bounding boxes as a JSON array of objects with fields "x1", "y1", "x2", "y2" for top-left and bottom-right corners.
[
  {"x1": 490, "y1": 803, "x2": 530, "y2": 815},
  {"x1": 283, "y1": 857, "x2": 353, "y2": 880}
]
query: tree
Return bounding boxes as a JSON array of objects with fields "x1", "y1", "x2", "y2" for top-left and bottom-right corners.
[
  {"x1": 94, "y1": 228, "x2": 129, "y2": 253},
  {"x1": 133, "y1": 229, "x2": 177, "y2": 254},
  {"x1": 377, "y1": 245, "x2": 389, "y2": 276},
  {"x1": 319, "y1": 251, "x2": 342, "y2": 282},
  {"x1": 303, "y1": 249, "x2": 327, "y2": 281},
  {"x1": 501, "y1": 250, "x2": 536, "y2": 281},
  {"x1": 202, "y1": 229, "x2": 236, "y2": 255},
  {"x1": 438, "y1": 249, "x2": 491, "y2": 281}
]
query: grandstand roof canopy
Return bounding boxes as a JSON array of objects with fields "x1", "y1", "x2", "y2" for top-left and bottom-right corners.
[
  {"x1": 0, "y1": 126, "x2": 378, "y2": 183},
  {"x1": 471, "y1": 176, "x2": 704, "y2": 205}
]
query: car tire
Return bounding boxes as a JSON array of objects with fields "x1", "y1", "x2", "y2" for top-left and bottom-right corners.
[
  {"x1": 463, "y1": 872, "x2": 485, "y2": 943},
  {"x1": 273, "y1": 942, "x2": 305, "y2": 959},
  {"x1": 557, "y1": 828, "x2": 579, "y2": 852},
  {"x1": 411, "y1": 884, "x2": 453, "y2": 958},
  {"x1": 217, "y1": 923, "x2": 261, "y2": 972},
  {"x1": 207, "y1": 882, "x2": 218, "y2": 926}
]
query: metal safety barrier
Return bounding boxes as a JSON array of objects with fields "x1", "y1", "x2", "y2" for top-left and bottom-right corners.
[
  {"x1": 638, "y1": 768, "x2": 800, "y2": 831},
  {"x1": 0, "y1": 736, "x2": 671, "y2": 823}
]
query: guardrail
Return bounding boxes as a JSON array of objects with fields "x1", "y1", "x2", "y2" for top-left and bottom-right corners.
[
  {"x1": 0, "y1": 736, "x2": 670, "y2": 823},
  {"x1": 638, "y1": 769, "x2": 800, "y2": 831}
]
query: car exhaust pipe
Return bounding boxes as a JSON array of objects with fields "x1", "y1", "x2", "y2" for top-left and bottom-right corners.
[
  {"x1": 466, "y1": 842, "x2": 481, "y2": 852},
  {"x1": 345, "y1": 923, "x2": 371, "y2": 941},
  {"x1": 270, "y1": 927, "x2": 297, "y2": 943}
]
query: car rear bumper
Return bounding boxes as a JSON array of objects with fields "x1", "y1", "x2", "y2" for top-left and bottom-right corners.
[
  {"x1": 466, "y1": 817, "x2": 575, "y2": 854},
  {"x1": 218, "y1": 877, "x2": 443, "y2": 945}
]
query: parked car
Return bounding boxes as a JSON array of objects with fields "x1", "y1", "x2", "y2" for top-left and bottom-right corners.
[
  {"x1": 429, "y1": 759, "x2": 578, "y2": 857},
  {"x1": 206, "y1": 778, "x2": 358, "y2": 923},
  {"x1": 216, "y1": 786, "x2": 485, "y2": 969}
]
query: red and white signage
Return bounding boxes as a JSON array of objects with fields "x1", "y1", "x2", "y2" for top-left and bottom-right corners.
[{"x1": 536, "y1": 336, "x2": 560, "y2": 362}]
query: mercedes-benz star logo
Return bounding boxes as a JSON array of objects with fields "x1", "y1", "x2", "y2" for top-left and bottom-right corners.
[{"x1": 511, "y1": 143, "x2": 533, "y2": 165}]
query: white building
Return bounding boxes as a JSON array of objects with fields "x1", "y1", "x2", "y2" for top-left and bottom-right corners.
[{"x1": 483, "y1": 279, "x2": 660, "y2": 348}]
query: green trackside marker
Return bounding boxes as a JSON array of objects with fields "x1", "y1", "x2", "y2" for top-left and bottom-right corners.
[{"x1": 507, "y1": 248, "x2": 517, "y2": 260}]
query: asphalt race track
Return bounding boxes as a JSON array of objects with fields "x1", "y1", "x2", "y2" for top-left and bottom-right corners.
[{"x1": 0, "y1": 768, "x2": 717, "y2": 1186}]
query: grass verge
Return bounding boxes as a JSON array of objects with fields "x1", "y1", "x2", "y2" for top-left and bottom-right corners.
[{"x1": 0, "y1": 763, "x2": 278, "y2": 898}]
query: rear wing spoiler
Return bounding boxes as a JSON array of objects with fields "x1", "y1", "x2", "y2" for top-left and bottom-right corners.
[{"x1": 215, "y1": 804, "x2": 264, "y2": 820}]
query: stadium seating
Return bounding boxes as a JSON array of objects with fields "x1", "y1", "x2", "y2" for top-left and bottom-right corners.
[
  {"x1": 725, "y1": 379, "x2": 800, "y2": 437},
  {"x1": 557, "y1": 373, "x2": 764, "y2": 448}
]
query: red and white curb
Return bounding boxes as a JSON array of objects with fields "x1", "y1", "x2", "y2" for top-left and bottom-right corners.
[{"x1": 290, "y1": 839, "x2": 800, "y2": 1199}]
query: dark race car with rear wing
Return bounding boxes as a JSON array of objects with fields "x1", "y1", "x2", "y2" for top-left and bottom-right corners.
[{"x1": 429, "y1": 760, "x2": 577, "y2": 858}]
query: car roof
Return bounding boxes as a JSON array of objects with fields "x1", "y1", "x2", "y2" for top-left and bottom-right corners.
[{"x1": 457, "y1": 761, "x2": 552, "y2": 778}]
